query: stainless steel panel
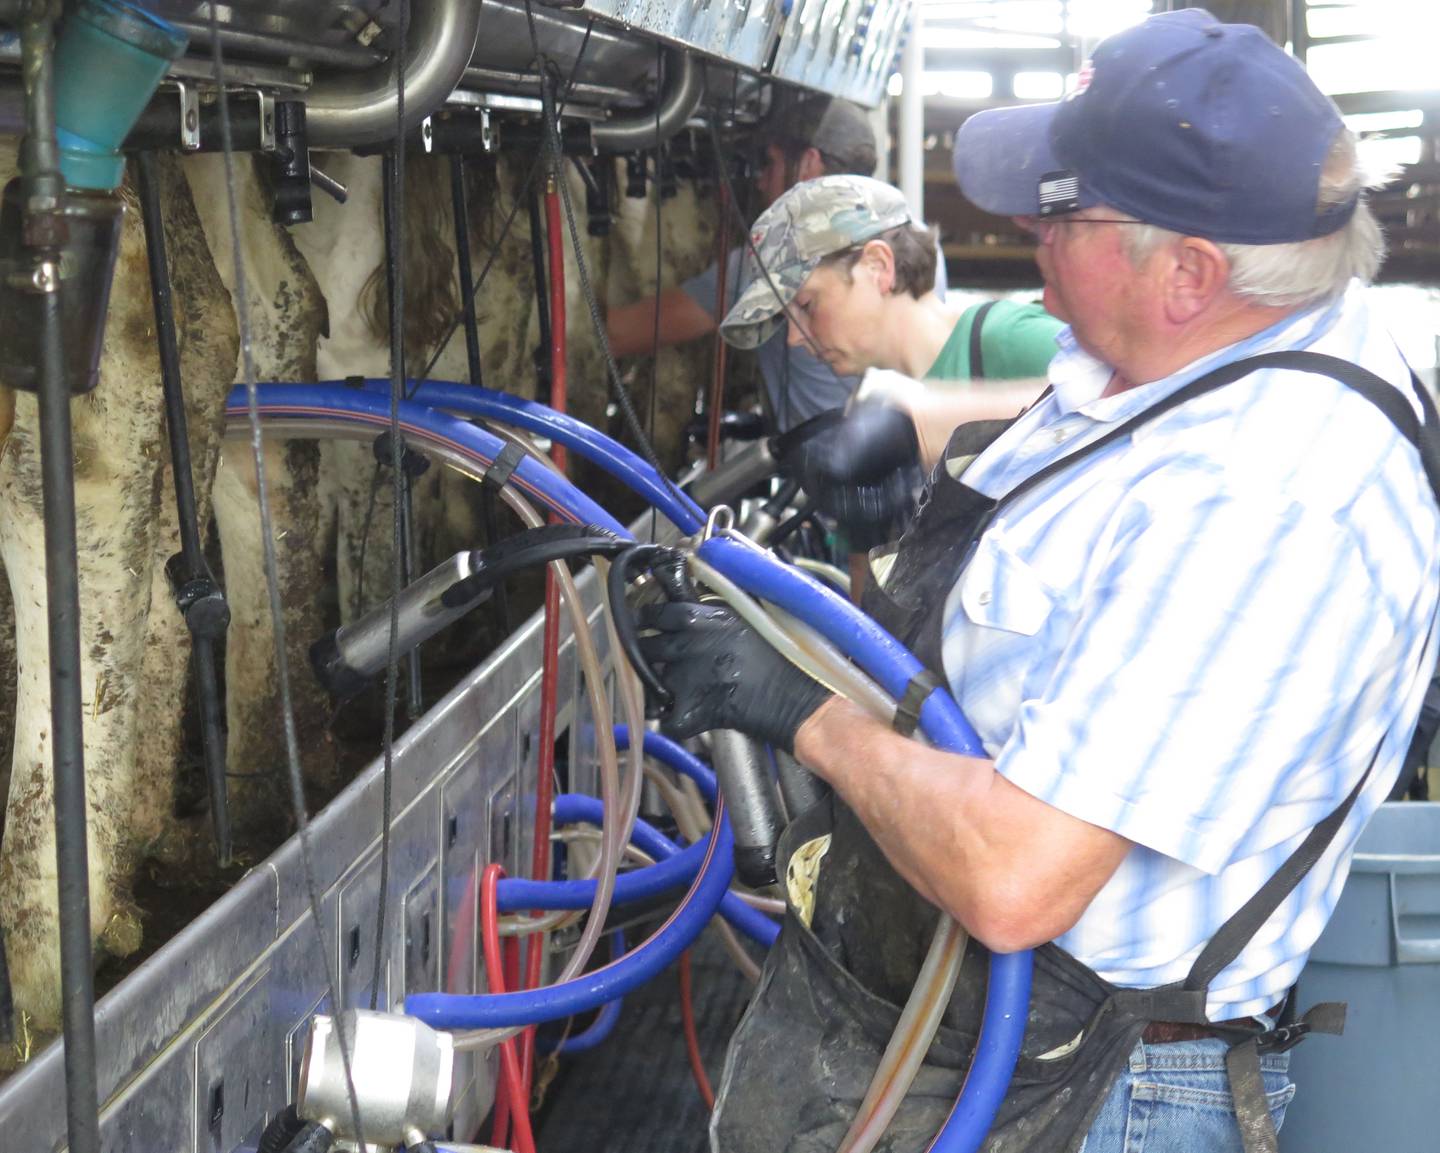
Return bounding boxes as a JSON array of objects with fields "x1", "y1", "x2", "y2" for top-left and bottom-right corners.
[
  {"x1": 194, "y1": 969, "x2": 285, "y2": 1153},
  {"x1": 771, "y1": 0, "x2": 911, "y2": 107},
  {"x1": 0, "y1": 560, "x2": 610, "y2": 1152},
  {"x1": 582, "y1": 0, "x2": 778, "y2": 76}
]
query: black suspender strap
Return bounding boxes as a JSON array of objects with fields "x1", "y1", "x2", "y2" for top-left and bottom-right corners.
[
  {"x1": 967, "y1": 301, "x2": 998, "y2": 381},
  {"x1": 1057, "y1": 349, "x2": 1440, "y2": 1153},
  {"x1": 974, "y1": 349, "x2": 1440, "y2": 547}
]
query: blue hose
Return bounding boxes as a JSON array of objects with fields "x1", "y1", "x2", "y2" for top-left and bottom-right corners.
[
  {"x1": 347, "y1": 378, "x2": 708, "y2": 534},
  {"x1": 693, "y1": 534, "x2": 1035, "y2": 1153},
  {"x1": 405, "y1": 802, "x2": 735, "y2": 1029},
  {"x1": 498, "y1": 794, "x2": 778, "y2": 949},
  {"x1": 613, "y1": 726, "x2": 718, "y2": 802},
  {"x1": 496, "y1": 802, "x2": 709, "y2": 912},
  {"x1": 696, "y1": 534, "x2": 987, "y2": 757},
  {"x1": 225, "y1": 385, "x2": 629, "y2": 537},
  {"x1": 237, "y1": 384, "x2": 1029, "y2": 1150},
  {"x1": 537, "y1": 931, "x2": 628, "y2": 1056},
  {"x1": 931, "y1": 943, "x2": 1034, "y2": 1152}
]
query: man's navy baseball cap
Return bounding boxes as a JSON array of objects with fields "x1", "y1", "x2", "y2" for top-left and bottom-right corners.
[{"x1": 952, "y1": 8, "x2": 1355, "y2": 245}]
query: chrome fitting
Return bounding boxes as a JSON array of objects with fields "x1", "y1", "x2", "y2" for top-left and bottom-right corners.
[{"x1": 297, "y1": 1009, "x2": 454, "y2": 1149}]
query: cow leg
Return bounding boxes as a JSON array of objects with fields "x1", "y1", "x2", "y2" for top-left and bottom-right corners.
[
  {"x1": 0, "y1": 152, "x2": 173, "y2": 1033},
  {"x1": 187, "y1": 154, "x2": 333, "y2": 836}
]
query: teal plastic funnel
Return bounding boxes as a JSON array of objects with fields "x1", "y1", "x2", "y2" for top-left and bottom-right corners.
[{"x1": 53, "y1": 0, "x2": 187, "y2": 190}]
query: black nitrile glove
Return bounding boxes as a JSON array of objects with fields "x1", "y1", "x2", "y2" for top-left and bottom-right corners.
[
  {"x1": 776, "y1": 402, "x2": 922, "y2": 549},
  {"x1": 637, "y1": 601, "x2": 833, "y2": 753}
]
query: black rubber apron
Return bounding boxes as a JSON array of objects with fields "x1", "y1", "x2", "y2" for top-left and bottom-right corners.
[{"x1": 712, "y1": 352, "x2": 1440, "y2": 1153}]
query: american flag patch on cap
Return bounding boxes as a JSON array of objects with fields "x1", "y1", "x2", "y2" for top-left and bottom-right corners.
[{"x1": 1038, "y1": 170, "x2": 1081, "y2": 217}]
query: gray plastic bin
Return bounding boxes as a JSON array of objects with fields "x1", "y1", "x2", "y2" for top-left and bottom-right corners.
[{"x1": 1281, "y1": 802, "x2": 1440, "y2": 1153}]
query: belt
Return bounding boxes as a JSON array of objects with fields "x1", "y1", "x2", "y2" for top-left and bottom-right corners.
[{"x1": 1141, "y1": 1002, "x2": 1286, "y2": 1045}]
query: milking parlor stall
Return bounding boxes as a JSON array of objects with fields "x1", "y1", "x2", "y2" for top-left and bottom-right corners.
[
  {"x1": 0, "y1": 0, "x2": 913, "y2": 1148},
  {"x1": 0, "y1": 2, "x2": 1438, "y2": 1153}
]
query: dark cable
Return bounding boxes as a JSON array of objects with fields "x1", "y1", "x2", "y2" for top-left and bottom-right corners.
[
  {"x1": 351, "y1": 31, "x2": 600, "y2": 693},
  {"x1": 527, "y1": 172, "x2": 553, "y2": 403},
  {"x1": 205, "y1": 3, "x2": 367, "y2": 1146},
  {"x1": 354, "y1": 461, "x2": 383, "y2": 616},
  {"x1": 373, "y1": 0, "x2": 409, "y2": 1013}
]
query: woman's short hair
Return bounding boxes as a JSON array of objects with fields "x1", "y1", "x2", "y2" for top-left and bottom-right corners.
[{"x1": 821, "y1": 223, "x2": 939, "y2": 298}]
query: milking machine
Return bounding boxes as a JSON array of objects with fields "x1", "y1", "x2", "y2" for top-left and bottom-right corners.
[
  {"x1": 0, "y1": 0, "x2": 972, "y2": 1148},
  {"x1": 231, "y1": 379, "x2": 1033, "y2": 1153}
]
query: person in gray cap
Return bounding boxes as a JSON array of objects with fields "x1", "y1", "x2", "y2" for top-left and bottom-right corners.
[
  {"x1": 606, "y1": 96, "x2": 897, "y2": 431},
  {"x1": 639, "y1": 10, "x2": 1440, "y2": 1153},
  {"x1": 720, "y1": 172, "x2": 1060, "y2": 547}
]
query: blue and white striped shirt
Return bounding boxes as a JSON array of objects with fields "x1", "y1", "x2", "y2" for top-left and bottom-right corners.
[{"x1": 940, "y1": 282, "x2": 1440, "y2": 1019}]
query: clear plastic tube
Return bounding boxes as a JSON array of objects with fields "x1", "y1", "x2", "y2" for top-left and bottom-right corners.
[
  {"x1": 791, "y1": 556, "x2": 853, "y2": 595},
  {"x1": 453, "y1": 482, "x2": 621, "y2": 1051},
  {"x1": 837, "y1": 917, "x2": 969, "y2": 1153},
  {"x1": 696, "y1": 550, "x2": 967, "y2": 1151}
]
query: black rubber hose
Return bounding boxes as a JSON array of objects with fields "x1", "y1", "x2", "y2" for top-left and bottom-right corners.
[
  {"x1": 439, "y1": 524, "x2": 629, "y2": 608},
  {"x1": 448, "y1": 152, "x2": 511, "y2": 637},
  {"x1": 766, "y1": 497, "x2": 820, "y2": 549},
  {"x1": 136, "y1": 150, "x2": 233, "y2": 866},
  {"x1": 527, "y1": 177, "x2": 553, "y2": 403},
  {"x1": 312, "y1": 525, "x2": 629, "y2": 698},
  {"x1": 257, "y1": 1106, "x2": 307, "y2": 1153},
  {"x1": 607, "y1": 543, "x2": 691, "y2": 712}
]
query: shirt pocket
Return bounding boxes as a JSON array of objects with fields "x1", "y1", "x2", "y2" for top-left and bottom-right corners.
[{"x1": 958, "y1": 532, "x2": 1059, "y2": 637}]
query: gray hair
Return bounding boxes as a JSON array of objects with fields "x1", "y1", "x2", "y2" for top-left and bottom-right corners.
[{"x1": 1120, "y1": 130, "x2": 1387, "y2": 308}]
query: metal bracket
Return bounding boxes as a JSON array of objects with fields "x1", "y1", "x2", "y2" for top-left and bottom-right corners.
[
  {"x1": 479, "y1": 108, "x2": 496, "y2": 153},
  {"x1": 256, "y1": 91, "x2": 276, "y2": 152},
  {"x1": 175, "y1": 80, "x2": 200, "y2": 151}
]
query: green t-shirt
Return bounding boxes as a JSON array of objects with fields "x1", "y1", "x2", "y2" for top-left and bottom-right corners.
[{"x1": 925, "y1": 299, "x2": 1062, "y2": 382}]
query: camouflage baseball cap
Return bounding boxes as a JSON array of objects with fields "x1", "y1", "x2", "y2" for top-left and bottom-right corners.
[{"x1": 720, "y1": 174, "x2": 913, "y2": 351}]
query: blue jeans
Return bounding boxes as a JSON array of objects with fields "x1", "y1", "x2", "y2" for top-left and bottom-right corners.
[{"x1": 1079, "y1": 1039, "x2": 1295, "y2": 1153}]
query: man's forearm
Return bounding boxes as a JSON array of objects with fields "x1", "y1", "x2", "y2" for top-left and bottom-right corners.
[
  {"x1": 792, "y1": 696, "x2": 1129, "y2": 951},
  {"x1": 606, "y1": 287, "x2": 717, "y2": 359}
]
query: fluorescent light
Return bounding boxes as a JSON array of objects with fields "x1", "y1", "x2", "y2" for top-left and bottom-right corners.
[
  {"x1": 1013, "y1": 71, "x2": 1064, "y2": 100},
  {"x1": 1360, "y1": 134, "x2": 1423, "y2": 171},
  {"x1": 1344, "y1": 109, "x2": 1425, "y2": 134},
  {"x1": 921, "y1": 70, "x2": 994, "y2": 99}
]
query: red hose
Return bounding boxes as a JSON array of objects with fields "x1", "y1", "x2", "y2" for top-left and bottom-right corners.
[
  {"x1": 679, "y1": 950, "x2": 715, "y2": 1110},
  {"x1": 517, "y1": 171, "x2": 571, "y2": 1105},
  {"x1": 481, "y1": 864, "x2": 537, "y2": 1153}
]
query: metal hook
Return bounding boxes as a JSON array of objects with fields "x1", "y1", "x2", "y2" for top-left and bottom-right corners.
[{"x1": 703, "y1": 503, "x2": 735, "y2": 542}]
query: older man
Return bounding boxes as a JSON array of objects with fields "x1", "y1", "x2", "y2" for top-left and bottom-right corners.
[{"x1": 641, "y1": 10, "x2": 1440, "y2": 1153}]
